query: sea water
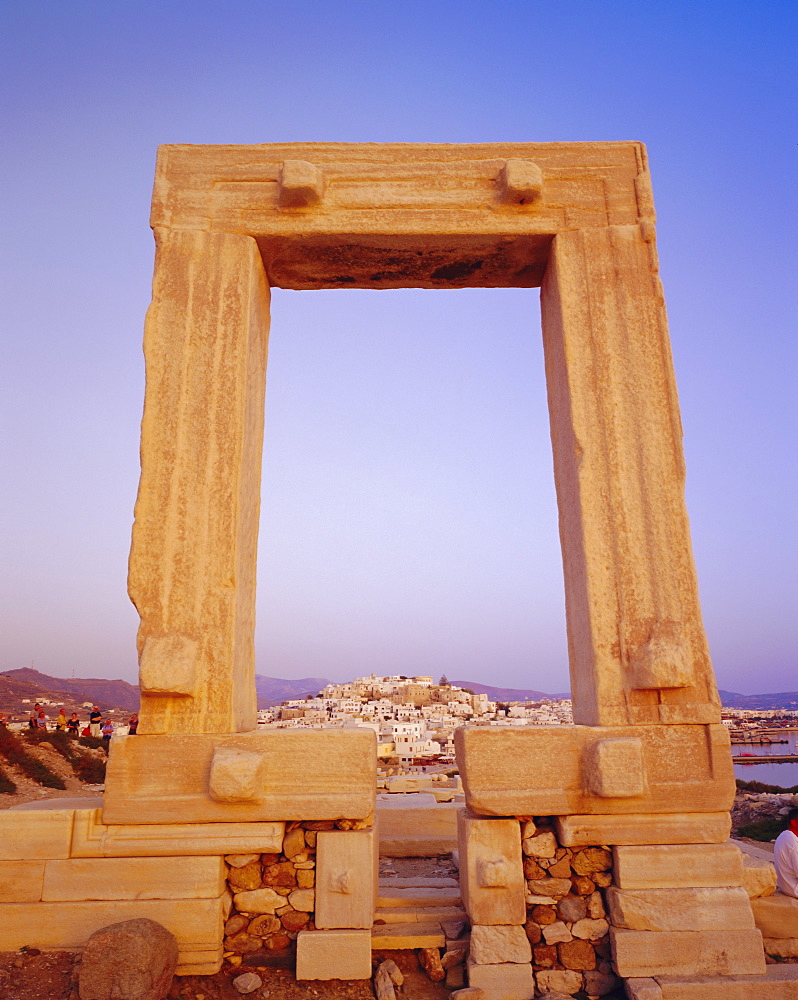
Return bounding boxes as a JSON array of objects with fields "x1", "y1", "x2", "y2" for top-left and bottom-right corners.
[{"x1": 732, "y1": 730, "x2": 798, "y2": 788}]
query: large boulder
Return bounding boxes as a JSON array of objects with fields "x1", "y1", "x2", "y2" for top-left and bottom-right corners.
[{"x1": 78, "y1": 918, "x2": 178, "y2": 1000}]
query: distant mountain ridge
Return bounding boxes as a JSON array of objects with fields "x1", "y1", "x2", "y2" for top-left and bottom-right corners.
[
  {"x1": 0, "y1": 668, "x2": 140, "y2": 712},
  {"x1": 255, "y1": 675, "x2": 332, "y2": 708},
  {"x1": 2, "y1": 668, "x2": 795, "y2": 713},
  {"x1": 451, "y1": 680, "x2": 570, "y2": 702}
]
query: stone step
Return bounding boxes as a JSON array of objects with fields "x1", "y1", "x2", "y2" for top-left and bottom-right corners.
[
  {"x1": 374, "y1": 905, "x2": 468, "y2": 924},
  {"x1": 378, "y1": 877, "x2": 459, "y2": 888},
  {"x1": 657, "y1": 965, "x2": 798, "y2": 998},
  {"x1": 371, "y1": 922, "x2": 446, "y2": 950},
  {"x1": 377, "y1": 887, "x2": 462, "y2": 908}
]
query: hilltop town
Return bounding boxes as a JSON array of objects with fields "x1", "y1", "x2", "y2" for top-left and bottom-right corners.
[{"x1": 257, "y1": 673, "x2": 573, "y2": 765}]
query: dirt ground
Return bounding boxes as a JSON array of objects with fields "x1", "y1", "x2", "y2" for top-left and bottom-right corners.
[{"x1": 0, "y1": 948, "x2": 452, "y2": 1000}]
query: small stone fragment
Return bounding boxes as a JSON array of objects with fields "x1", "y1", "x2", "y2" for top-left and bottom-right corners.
[
  {"x1": 536, "y1": 969, "x2": 584, "y2": 995},
  {"x1": 624, "y1": 978, "x2": 663, "y2": 1000},
  {"x1": 296, "y1": 868, "x2": 315, "y2": 889},
  {"x1": 418, "y1": 947, "x2": 445, "y2": 981},
  {"x1": 571, "y1": 847, "x2": 612, "y2": 875},
  {"x1": 224, "y1": 914, "x2": 249, "y2": 936},
  {"x1": 380, "y1": 959, "x2": 403, "y2": 986},
  {"x1": 441, "y1": 919, "x2": 467, "y2": 940},
  {"x1": 571, "y1": 917, "x2": 609, "y2": 941},
  {"x1": 247, "y1": 914, "x2": 281, "y2": 936},
  {"x1": 523, "y1": 831, "x2": 557, "y2": 858},
  {"x1": 446, "y1": 964, "x2": 465, "y2": 988},
  {"x1": 523, "y1": 857, "x2": 546, "y2": 879},
  {"x1": 547, "y1": 856, "x2": 573, "y2": 878},
  {"x1": 523, "y1": 919, "x2": 541, "y2": 944},
  {"x1": 288, "y1": 888, "x2": 315, "y2": 911},
  {"x1": 265, "y1": 933, "x2": 291, "y2": 951},
  {"x1": 280, "y1": 909, "x2": 309, "y2": 931},
  {"x1": 261, "y1": 861, "x2": 297, "y2": 888},
  {"x1": 442, "y1": 944, "x2": 468, "y2": 969},
  {"x1": 557, "y1": 893, "x2": 587, "y2": 922},
  {"x1": 450, "y1": 989, "x2": 486, "y2": 1000},
  {"x1": 542, "y1": 920, "x2": 572, "y2": 944},
  {"x1": 593, "y1": 871, "x2": 612, "y2": 888},
  {"x1": 226, "y1": 854, "x2": 260, "y2": 868},
  {"x1": 571, "y1": 875, "x2": 596, "y2": 895},
  {"x1": 233, "y1": 887, "x2": 284, "y2": 913},
  {"x1": 374, "y1": 964, "x2": 396, "y2": 1000},
  {"x1": 520, "y1": 819, "x2": 536, "y2": 839},
  {"x1": 584, "y1": 969, "x2": 619, "y2": 995},
  {"x1": 533, "y1": 943, "x2": 558, "y2": 968},
  {"x1": 532, "y1": 904, "x2": 557, "y2": 925},
  {"x1": 223, "y1": 932, "x2": 262, "y2": 954},
  {"x1": 233, "y1": 971, "x2": 263, "y2": 994},
  {"x1": 528, "y1": 877, "x2": 572, "y2": 899},
  {"x1": 282, "y1": 826, "x2": 305, "y2": 859},
  {"x1": 587, "y1": 890, "x2": 606, "y2": 918},
  {"x1": 227, "y1": 861, "x2": 263, "y2": 891},
  {"x1": 558, "y1": 938, "x2": 596, "y2": 971}
]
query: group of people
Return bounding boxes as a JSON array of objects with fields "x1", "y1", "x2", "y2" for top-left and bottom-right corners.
[{"x1": 26, "y1": 703, "x2": 139, "y2": 742}]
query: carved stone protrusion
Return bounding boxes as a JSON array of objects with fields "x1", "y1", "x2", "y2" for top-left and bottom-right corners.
[
  {"x1": 138, "y1": 634, "x2": 198, "y2": 697},
  {"x1": 329, "y1": 869, "x2": 353, "y2": 894},
  {"x1": 477, "y1": 858, "x2": 511, "y2": 888},
  {"x1": 497, "y1": 158, "x2": 543, "y2": 206},
  {"x1": 279, "y1": 159, "x2": 324, "y2": 208},
  {"x1": 630, "y1": 624, "x2": 693, "y2": 690},
  {"x1": 584, "y1": 737, "x2": 647, "y2": 799},
  {"x1": 208, "y1": 747, "x2": 266, "y2": 802}
]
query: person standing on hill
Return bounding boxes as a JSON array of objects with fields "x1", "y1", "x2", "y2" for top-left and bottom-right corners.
[
  {"x1": 89, "y1": 706, "x2": 102, "y2": 738},
  {"x1": 774, "y1": 808, "x2": 798, "y2": 899},
  {"x1": 55, "y1": 708, "x2": 67, "y2": 731},
  {"x1": 127, "y1": 713, "x2": 139, "y2": 735},
  {"x1": 67, "y1": 713, "x2": 80, "y2": 736}
]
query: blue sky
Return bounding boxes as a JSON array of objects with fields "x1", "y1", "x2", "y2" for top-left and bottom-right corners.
[{"x1": 1, "y1": 1, "x2": 795, "y2": 693}]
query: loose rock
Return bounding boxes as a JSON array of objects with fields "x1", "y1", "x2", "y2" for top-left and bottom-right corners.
[
  {"x1": 418, "y1": 947, "x2": 445, "y2": 981},
  {"x1": 78, "y1": 918, "x2": 177, "y2": 1000},
  {"x1": 233, "y1": 971, "x2": 263, "y2": 994}
]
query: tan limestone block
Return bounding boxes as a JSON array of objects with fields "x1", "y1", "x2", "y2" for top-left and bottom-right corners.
[
  {"x1": 175, "y1": 948, "x2": 223, "y2": 976},
  {"x1": 370, "y1": 923, "x2": 445, "y2": 949},
  {"x1": 751, "y1": 893, "x2": 798, "y2": 939},
  {"x1": 613, "y1": 845, "x2": 743, "y2": 889},
  {"x1": 610, "y1": 927, "x2": 766, "y2": 978},
  {"x1": 295, "y1": 929, "x2": 372, "y2": 980},
  {"x1": 555, "y1": 812, "x2": 731, "y2": 847},
  {"x1": 70, "y1": 808, "x2": 285, "y2": 857},
  {"x1": 458, "y1": 810, "x2": 525, "y2": 926},
  {"x1": 656, "y1": 965, "x2": 798, "y2": 998},
  {"x1": 469, "y1": 925, "x2": 532, "y2": 965},
  {"x1": 0, "y1": 897, "x2": 225, "y2": 955},
  {"x1": 42, "y1": 856, "x2": 226, "y2": 900},
  {"x1": 316, "y1": 827, "x2": 377, "y2": 929},
  {"x1": 0, "y1": 861, "x2": 45, "y2": 901},
  {"x1": 607, "y1": 887, "x2": 754, "y2": 932},
  {"x1": 741, "y1": 854, "x2": 777, "y2": 899},
  {"x1": 102, "y1": 729, "x2": 376, "y2": 824},
  {"x1": 541, "y1": 224, "x2": 722, "y2": 727},
  {"x1": 0, "y1": 809, "x2": 73, "y2": 860},
  {"x1": 150, "y1": 142, "x2": 647, "y2": 290},
  {"x1": 377, "y1": 795, "x2": 458, "y2": 857},
  {"x1": 455, "y1": 725, "x2": 733, "y2": 818},
  {"x1": 130, "y1": 228, "x2": 270, "y2": 735},
  {"x1": 465, "y1": 957, "x2": 535, "y2": 1000}
]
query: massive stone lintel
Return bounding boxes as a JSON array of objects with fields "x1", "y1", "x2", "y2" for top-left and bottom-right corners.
[
  {"x1": 102, "y1": 729, "x2": 376, "y2": 825},
  {"x1": 455, "y1": 724, "x2": 734, "y2": 817}
]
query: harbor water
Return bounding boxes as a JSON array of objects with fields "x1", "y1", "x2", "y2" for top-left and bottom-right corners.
[{"x1": 732, "y1": 730, "x2": 798, "y2": 788}]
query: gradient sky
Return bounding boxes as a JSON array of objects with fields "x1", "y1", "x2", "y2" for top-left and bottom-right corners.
[{"x1": 1, "y1": 1, "x2": 795, "y2": 694}]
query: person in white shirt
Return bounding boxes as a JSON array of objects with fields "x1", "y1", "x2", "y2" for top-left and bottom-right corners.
[{"x1": 774, "y1": 808, "x2": 798, "y2": 898}]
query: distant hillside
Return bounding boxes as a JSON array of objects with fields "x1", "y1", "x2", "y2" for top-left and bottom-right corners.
[
  {"x1": 0, "y1": 668, "x2": 139, "y2": 712},
  {"x1": 719, "y1": 689, "x2": 798, "y2": 711},
  {"x1": 451, "y1": 680, "x2": 569, "y2": 702},
  {"x1": 255, "y1": 675, "x2": 331, "y2": 708}
]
